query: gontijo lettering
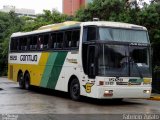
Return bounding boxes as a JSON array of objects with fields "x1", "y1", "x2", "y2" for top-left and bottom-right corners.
[{"x1": 20, "y1": 55, "x2": 37, "y2": 62}]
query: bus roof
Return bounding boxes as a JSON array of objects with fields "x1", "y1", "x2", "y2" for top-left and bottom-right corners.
[
  {"x1": 11, "y1": 21, "x2": 147, "y2": 38},
  {"x1": 82, "y1": 21, "x2": 147, "y2": 30}
]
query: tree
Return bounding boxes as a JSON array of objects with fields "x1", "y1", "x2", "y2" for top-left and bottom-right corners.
[{"x1": 0, "y1": 10, "x2": 69, "y2": 76}]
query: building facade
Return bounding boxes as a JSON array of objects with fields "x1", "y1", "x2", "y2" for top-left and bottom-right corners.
[
  {"x1": 63, "y1": 0, "x2": 92, "y2": 16},
  {"x1": 0, "y1": 5, "x2": 36, "y2": 17}
]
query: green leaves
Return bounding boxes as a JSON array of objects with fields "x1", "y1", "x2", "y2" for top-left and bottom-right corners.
[{"x1": 0, "y1": 10, "x2": 70, "y2": 76}]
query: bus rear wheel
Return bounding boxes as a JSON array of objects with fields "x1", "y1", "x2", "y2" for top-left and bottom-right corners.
[
  {"x1": 24, "y1": 73, "x2": 30, "y2": 90},
  {"x1": 69, "y1": 78, "x2": 80, "y2": 101},
  {"x1": 18, "y1": 72, "x2": 25, "y2": 89}
]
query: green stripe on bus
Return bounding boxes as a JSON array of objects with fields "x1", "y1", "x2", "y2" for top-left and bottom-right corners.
[
  {"x1": 44, "y1": 52, "x2": 68, "y2": 89},
  {"x1": 40, "y1": 52, "x2": 58, "y2": 87}
]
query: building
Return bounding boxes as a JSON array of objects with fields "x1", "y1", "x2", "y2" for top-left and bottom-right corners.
[
  {"x1": 63, "y1": 0, "x2": 93, "y2": 16},
  {"x1": 0, "y1": 5, "x2": 36, "y2": 18}
]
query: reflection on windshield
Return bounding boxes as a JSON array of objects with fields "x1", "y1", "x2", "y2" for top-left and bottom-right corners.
[
  {"x1": 98, "y1": 44, "x2": 151, "y2": 77},
  {"x1": 130, "y1": 46, "x2": 151, "y2": 77},
  {"x1": 98, "y1": 44, "x2": 129, "y2": 77},
  {"x1": 99, "y1": 27, "x2": 149, "y2": 43}
]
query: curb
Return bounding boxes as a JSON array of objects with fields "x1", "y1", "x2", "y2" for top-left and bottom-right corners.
[{"x1": 147, "y1": 96, "x2": 160, "y2": 101}]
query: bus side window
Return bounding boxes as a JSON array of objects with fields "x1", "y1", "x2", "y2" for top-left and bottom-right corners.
[
  {"x1": 38, "y1": 35, "x2": 44, "y2": 50},
  {"x1": 20, "y1": 37, "x2": 27, "y2": 50},
  {"x1": 57, "y1": 32, "x2": 64, "y2": 49},
  {"x1": 30, "y1": 36, "x2": 37, "y2": 50},
  {"x1": 11, "y1": 38, "x2": 18, "y2": 51},
  {"x1": 72, "y1": 30, "x2": 80, "y2": 48},
  {"x1": 64, "y1": 31, "x2": 72, "y2": 48},
  {"x1": 44, "y1": 34, "x2": 49, "y2": 49},
  {"x1": 19, "y1": 38, "x2": 23, "y2": 51},
  {"x1": 50, "y1": 33, "x2": 57, "y2": 49},
  {"x1": 83, "y1": 26, "x2": 97, "y2": 42},
  {"x1": 27, "y1": 36, "x2": 32, "y2": 50}
]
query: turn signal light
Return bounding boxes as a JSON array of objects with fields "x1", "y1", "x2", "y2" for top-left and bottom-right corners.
[{"x1": 99, "y1": 81, "x2": 104, "y2": 85}]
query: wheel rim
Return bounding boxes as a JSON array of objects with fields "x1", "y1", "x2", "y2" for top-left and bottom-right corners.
[{"x1": 71, "y1": 82, "x2": 80, "y2": 98}]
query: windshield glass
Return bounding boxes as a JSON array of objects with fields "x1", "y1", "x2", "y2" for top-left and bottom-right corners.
[
  {"x1": 129, "y1": 46, "x2": 151, "y2": 77},
  {"x1": 98, "y1": 44, "x2": 151, "y2": 77},
  {"x1": 99, "y1": 27, "x2": 149, "y2": 43},
  {"x1": 98, "y1": 44, "x2": 129, "y2": 77}
]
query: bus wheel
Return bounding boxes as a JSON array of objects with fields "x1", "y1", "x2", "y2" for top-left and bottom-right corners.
[
  {"x1": 18, "y1": 72, "x2": 25, "y2": 89},
  {"x1": 24, "y1": 73, "x2": 30, "y2": 90},
  {"x1": 69, "y1": 78, "x2": 80, "y2": 101}
]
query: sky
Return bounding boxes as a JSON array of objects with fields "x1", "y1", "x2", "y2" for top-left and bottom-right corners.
[{"x1": 0, "y1": 0, "x2": 63, "y2": 14}]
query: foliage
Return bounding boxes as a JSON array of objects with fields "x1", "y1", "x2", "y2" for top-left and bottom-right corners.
[
  {"x1": 0, "y1": 11, "x2": 24, "y2": 76},
  {"x1": 22, "y1": 10, "x2": 68, "y2": 32},
  {"x1": 0, "y1": 9, "x2": 68, "y2": 76}
]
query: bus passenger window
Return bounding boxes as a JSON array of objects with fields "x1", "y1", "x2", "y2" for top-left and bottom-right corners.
[
  {"x1": 20, "y1": 37, "x2": 27, "y2": 50},
  {"x1": 51, "y1": 33, "x2": 57, "y2": 49},
  {"x1": 38, "y1": 35, "x2": 44, "y2": 50},
  {"x1": 72, "y1": 30, "x2": 80, "y2": 47},
  {"x1": 11, "y1": 38, "x2": 18, "y2": 51},
  {"x1": 44, "y1": 34, "x2": 49, "y2": 49},
  {"x1": 64, "y1": 31, "x2": 72, "y2": 48},
  {"x1": 30, "y1": 36, "x2": 37, "y2": 50},
  {"x1": 57, "y1": 32, "x2": 64, "y2": 49}
]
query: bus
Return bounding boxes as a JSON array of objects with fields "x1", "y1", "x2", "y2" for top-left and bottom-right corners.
[{"x1": 8, "y1": 21, "x2": 152, "y2": 100}]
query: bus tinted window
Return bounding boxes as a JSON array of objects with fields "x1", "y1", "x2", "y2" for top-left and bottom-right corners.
[
  {"x1": 30, "y1": 36, "x2": 37, "y2": 50},
  {"x1": 56, "y1": 32, "x2": 64, "y2": 49},
  {"x1": 19, "y1": 37, "x2": 27, "y2": 50},
  {"x1": 37, "y1": 34, "x2": 49, "y2": 50},
  {"x1": 44, "y1": 34, "x2": 49, "y2": 49},
  {"x1": 72, "y1": 30, "x2": 80, "y2": 47},
  {"x1": 64, "y1": 31, "x2": 72, "y2": 48},
  {"x1": 38, "y1": 35, "x2": 44, "y2": 50},
  {"x1": 51, "y1": 33, "x2": 57, "y2": 49},
  {"x1": 11, "y1": 38, "x2": 18, "y2": 51}
]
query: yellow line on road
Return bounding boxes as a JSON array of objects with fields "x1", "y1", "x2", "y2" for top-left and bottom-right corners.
[{"x1": 147, "y1": 96, "x2": 160, "y2": 101}]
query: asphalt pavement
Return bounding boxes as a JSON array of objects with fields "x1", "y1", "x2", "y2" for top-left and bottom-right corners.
[{"x1": 0, "y1": 77, "x2": 160, "y2": 120}]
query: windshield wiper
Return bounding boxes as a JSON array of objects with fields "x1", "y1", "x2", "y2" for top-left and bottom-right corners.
[
  {"x1": 129, "y1": 58, "x2": 143, "y2": 78},
  {"x1": 134, "y1": 63, "x2": 143, "y2": 79}
]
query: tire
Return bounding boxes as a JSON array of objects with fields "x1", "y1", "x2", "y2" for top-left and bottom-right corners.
[
  {"x1": 24, "y1": 73, "x2": 30, "y2": 90},
  {"x1": 69, "y1": 78, "x2": 80, "y2": 101},
  {"x1": 18, "y1": 72, "x2": 25, "y2": 89}
]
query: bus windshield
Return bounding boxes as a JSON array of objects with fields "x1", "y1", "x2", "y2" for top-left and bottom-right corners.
[
  {"x1": 98, "y1": 44, "x2": 151, "y2": 77},
  {"x1": 99, "y1": 27, "x2": 149, "y2": 43}
]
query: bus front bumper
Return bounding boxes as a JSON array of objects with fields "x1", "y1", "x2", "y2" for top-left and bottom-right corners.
[{"x1": 95, "y1": 86, "x2": 151, "y2": 99}]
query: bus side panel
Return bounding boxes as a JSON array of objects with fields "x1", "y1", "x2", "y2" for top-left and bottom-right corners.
[
  {"x1": 40, "y1": 51, "x2": 68, "y2": 90},
  {"x1": 8, "y1": 52, "x2": 49, "y2": 86},
  {"x1": 55, "y1": 52, "x2": 79, "y2": 92}
]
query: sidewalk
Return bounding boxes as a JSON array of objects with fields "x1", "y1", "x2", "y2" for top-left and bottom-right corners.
[{"x1": 147, "y1": 93, "x2": 160, "y2": 101}]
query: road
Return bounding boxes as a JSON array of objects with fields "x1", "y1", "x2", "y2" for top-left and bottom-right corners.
[{"x1": 0, "y1": 77, "x2": 160, "y2": 120}]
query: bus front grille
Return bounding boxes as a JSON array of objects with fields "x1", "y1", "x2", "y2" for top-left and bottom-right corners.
[{"x1": 116, "y1": 82, "x2": 141, "y2": 85}]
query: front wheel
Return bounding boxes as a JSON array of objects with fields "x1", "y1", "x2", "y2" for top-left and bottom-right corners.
[{"x1": 69, "y1": 78, "x2": 80, "y2": 101}]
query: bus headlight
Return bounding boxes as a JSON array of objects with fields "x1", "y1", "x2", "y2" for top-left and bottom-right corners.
[
  {"x1": 143, "y1": 90, "x2": 150, "y2": 94},
  {"x1": 104, "y1": 90, "x2": 113, "y2": 96}
]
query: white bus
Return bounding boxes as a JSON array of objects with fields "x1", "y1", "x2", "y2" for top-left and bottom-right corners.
[{"x1": 8, "y1": 21, "x2": 152, "y2": 100}]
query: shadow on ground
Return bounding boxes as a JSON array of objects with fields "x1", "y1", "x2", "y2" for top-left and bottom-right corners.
[{"x1": 13, "y1": 86, "x2": 146, "y2": 106}]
